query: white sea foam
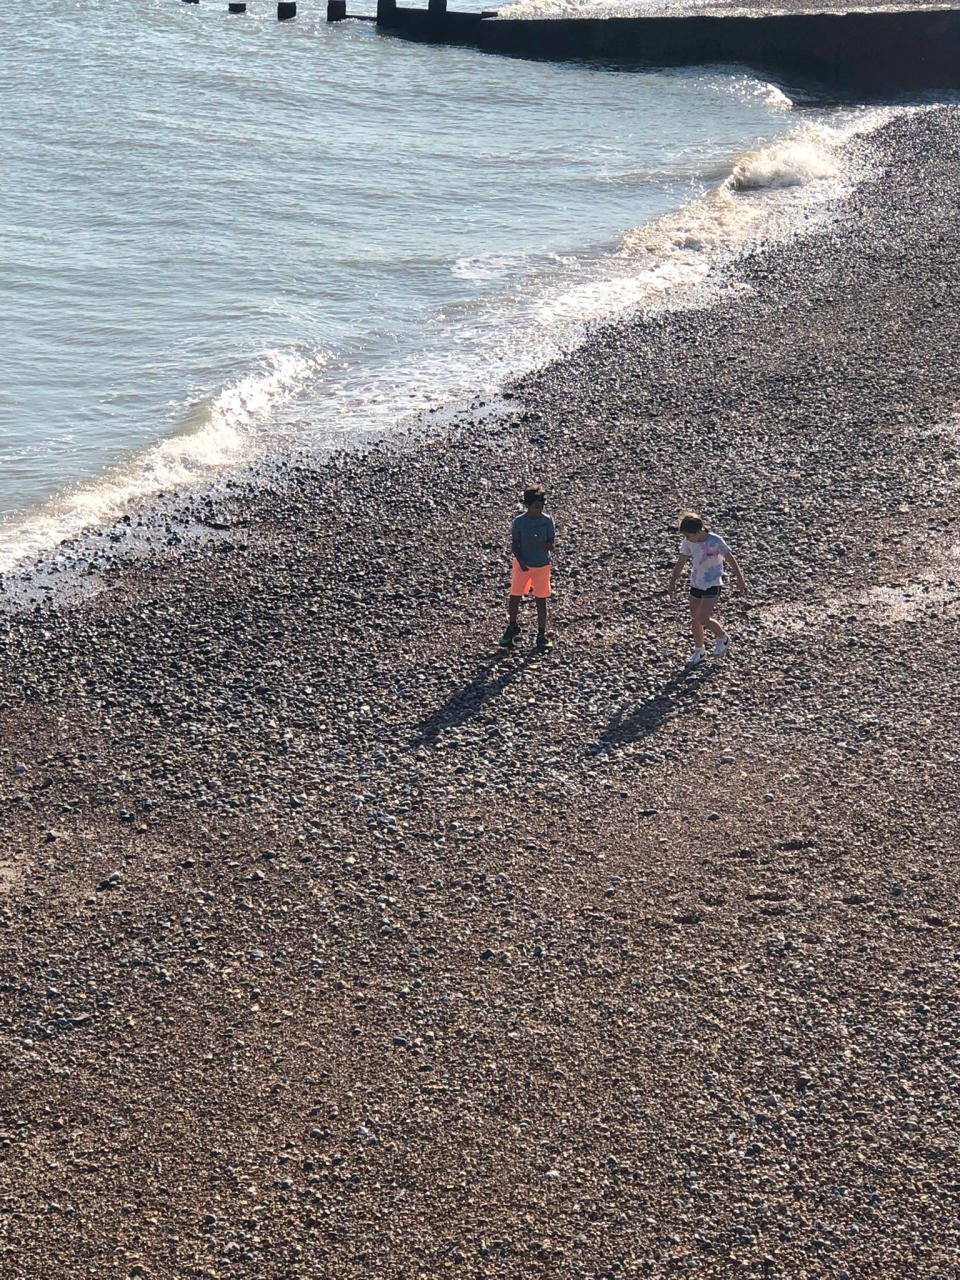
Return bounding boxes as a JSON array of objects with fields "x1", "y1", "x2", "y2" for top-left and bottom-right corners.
[
  {"x1": 452, "y1": 253, "x2": 527, "y2": 282},
  {"x1": 0, "y1": 348, "x2": 322, "y2": 577},
  {"x1": 533, "y1": 109, "x2": 897, "y2": 328},
  {"x1": 731, "y1": 135, "x2": 841, "y2": 189},
  {"x1": 759, "y1": 83, "x2": 794, "y2": 111}
]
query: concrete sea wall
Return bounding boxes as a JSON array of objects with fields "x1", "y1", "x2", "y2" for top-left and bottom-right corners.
[{"x1": 375, "y1": 3, "x2": 960, "y2": 92}]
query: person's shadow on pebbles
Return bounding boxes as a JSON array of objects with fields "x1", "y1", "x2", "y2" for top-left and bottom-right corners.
[
  {"x1": 411, "y1": 652, "x2": 533, "y2": 747},
  {"x1": 588, "y1": 665, "x2": 717, "y2": 756}
]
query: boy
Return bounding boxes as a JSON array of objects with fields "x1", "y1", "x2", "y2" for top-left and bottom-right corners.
[
  {"x1": 667, "y1": 510, "x2": 746, "y2": 667},
  {"x1": 500, "y1": 485, "x2": 555, "y2": 652}
]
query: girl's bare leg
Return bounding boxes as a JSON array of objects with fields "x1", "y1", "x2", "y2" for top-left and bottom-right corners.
[
  {"x1": 689, "y1": 597, "x2": 706, "y2": 648},
  {"x1": 696, "y1": 596, "x2": 727, "y2": 640},
  {"x1": 699, "y1": 598, "x2": 725, "y2": 639}
]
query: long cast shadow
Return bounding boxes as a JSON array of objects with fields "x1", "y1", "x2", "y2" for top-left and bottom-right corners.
[
  {"x1": 588, "y1": 664, "x2": 717, "y2": 755},
  {"x1": 411, "y1": 651, "x2": 533, "y2": 746}
]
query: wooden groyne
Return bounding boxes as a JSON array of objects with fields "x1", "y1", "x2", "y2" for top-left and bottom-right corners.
[{"x1": 373, "y1": 0, "x2": 960, "y2": 91}]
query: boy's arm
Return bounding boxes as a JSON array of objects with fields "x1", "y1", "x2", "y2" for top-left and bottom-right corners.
[
  {"x1": 511, "y1": 532, "x2": 527, "y2": 570},
  {"x1": 667, "y1": 554, "x2": 689, "y2": 599},
  {"x1": 725, "y1": 551, "x2": 747, "y2": 593},
  {"x1": 532, "y1": 519, "x2": 556, "y2": 551}
]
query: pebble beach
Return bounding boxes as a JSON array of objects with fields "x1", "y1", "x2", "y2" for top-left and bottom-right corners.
[{"x1": 1, "y1": 104, "x2": 959, "y2": 1279}]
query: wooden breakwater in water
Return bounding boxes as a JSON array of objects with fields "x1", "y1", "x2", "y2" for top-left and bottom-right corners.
[{"x1": 373, "y1": 1, "x2": 960, "y2": 91}]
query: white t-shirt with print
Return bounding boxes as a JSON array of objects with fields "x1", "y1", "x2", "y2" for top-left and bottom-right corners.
[{"x1": 680, "y1": 532, "x2": 731, "y2": 590}]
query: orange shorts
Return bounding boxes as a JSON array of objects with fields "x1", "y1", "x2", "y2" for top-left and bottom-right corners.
[{"x1": 510, "y1": 559, "x2": 552, "y2": 599}]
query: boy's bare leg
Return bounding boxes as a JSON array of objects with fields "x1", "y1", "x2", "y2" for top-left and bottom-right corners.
[
  {"x1": 508, "y1": 594, "x2": 521, "y2": 626},
  {"x1": 536, "y1": 598, "x2": 547, "y2": 631}
]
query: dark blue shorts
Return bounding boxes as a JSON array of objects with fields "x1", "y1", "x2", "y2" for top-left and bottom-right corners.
[{"x1": 690, "y1": 585, "x2": 721, "y2": 599}]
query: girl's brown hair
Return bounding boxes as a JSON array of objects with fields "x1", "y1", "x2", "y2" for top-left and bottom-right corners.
[{"x1": 679, "y1": 510, "x2": 707, "y2": 535}]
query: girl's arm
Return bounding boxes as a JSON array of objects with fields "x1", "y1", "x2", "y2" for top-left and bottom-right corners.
[
  {"x1": 725, "y1": 550, "x2": 747, "y2": 594},
  {"x1": 667, "y1": 554, "x2": 689, "y2": 600}
]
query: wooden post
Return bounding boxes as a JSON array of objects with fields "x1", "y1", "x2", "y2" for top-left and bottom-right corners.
[
  {"x1": 376, "y1": 0, "x2": 397, "y2": 22},
  {"x1": 182, "y1": 0, "x2": 199, "y2": 5},
  {"x1": 228, "y1": 1, "x2": 247, "y2": 10},
  {"x1": 327, "y1": 0, "x2": 347, "y2": 17},
  {"x1": 428, "y1": 0, "x2": 447, "y2": 12},
  {"x1": 278, "y1": 0, "x2": 297, "y2": 17}
]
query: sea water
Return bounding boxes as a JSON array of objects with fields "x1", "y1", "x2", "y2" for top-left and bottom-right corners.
[{"x1": 0, "y1": 0, "x2": 884, "y2": 571}]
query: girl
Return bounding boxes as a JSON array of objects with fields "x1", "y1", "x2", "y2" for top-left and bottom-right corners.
[{"x1": 667, "y1": 510, "x2": 746, "y2": 667}]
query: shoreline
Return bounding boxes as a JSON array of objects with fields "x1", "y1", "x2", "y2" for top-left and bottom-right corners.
[
  {"x1": 0, "y1": 100, "x2": 885, "y2": 594},
  {"x1": 1, "y1": 105, "x2": 959, "y2": 1278}
]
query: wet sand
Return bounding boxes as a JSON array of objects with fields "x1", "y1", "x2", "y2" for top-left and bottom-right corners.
[{"x1": 1, "y1": 107, "x2": 959, "y2": 1279}]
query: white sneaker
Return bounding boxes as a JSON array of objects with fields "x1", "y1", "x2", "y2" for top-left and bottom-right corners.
[
  {"x1": 712, "y1": 634, "x2": 730, "y2": 657},
  {"x1": 687, "y1": 646, "x2": 705, "y2": 667}
]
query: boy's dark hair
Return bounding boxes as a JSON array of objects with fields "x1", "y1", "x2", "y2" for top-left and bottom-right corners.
[
  {"x1": 679, "y1": 510, "x2": 706, "y2": 535},
  {"x1": 523, "y1": 485, "x2": 547, "y2": 506}
]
